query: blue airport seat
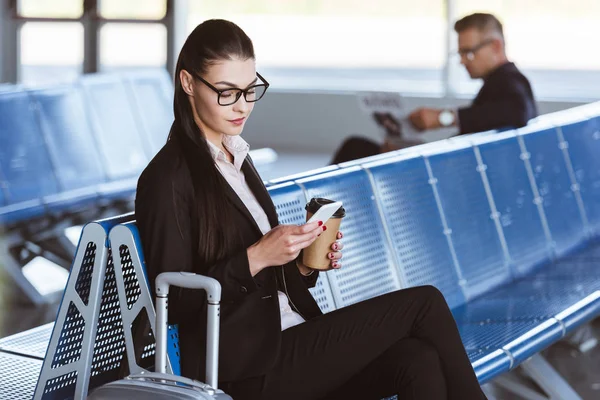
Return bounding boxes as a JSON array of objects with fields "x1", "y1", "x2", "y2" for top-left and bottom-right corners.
[
  {"x1": 472, "y1": 132, "x2": 552, "y2": 277},
  {"x1": 29, "y1": 86, "x2": 103, "y2": 208},
  {"x1": 122, "y1": 69, "x2": 173, "y2": 157},
  {"x1": 298, "y1": 167, "x2": 402, "y2": 307},
  {"x1": 518, "y1": 123, "x2": 587, "y2": 257},
  {"x1": 79, "y1": 74, "x2": 148, "y2": 182},
  {"x1": 29, "y1": 85, "x2": 136, "y2": 205},
  {"x1": 366, "y1": 153, "x2": 466, "y2": 309},
  {"x1": 0, "y1": 90, "x2": 57, "y2": 224},
  {"x1": 425, "y1": 143, "x2": 510, "y2": 300},
  {"x1": 558, "y1": 116, "x2": 600, "y2": 235}
]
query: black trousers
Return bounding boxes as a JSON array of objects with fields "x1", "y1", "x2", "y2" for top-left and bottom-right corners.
[
  {"x1": 226, "y1": 286, "x2": 487, "y2": 400},
  {"x1": 330, "y1": 136, "x2": 381, "y2": 164}
]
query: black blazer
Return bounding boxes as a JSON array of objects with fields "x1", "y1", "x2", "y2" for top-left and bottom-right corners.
[
  {"x1": 457, "y1": 62, "x2": 538, "y2": 135},
  {"x1": 135, "y1": 135, "x2": 323, "y2": 383}
]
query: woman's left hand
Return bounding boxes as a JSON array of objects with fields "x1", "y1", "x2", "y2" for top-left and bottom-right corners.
[
  {"x1": 327, "y1": 231, "x2": 344, "y2": 270},
  {"x1": 297, "y1": 231, "x2": 344, "y2": 275}
]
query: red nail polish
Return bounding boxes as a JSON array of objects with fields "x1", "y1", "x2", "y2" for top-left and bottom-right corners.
[
  {"x1": 318, "y1": 221, "x2": 323, "y2": 226},
  {"x1": 333, "y1": 244, "x2": 338, "y2": 250},
  {"x1": 329, "y1": 253, "x2": 334, "y2": 259},
  {"x1": 322, "y1": 226, "x2": 327, "y2": 231}
]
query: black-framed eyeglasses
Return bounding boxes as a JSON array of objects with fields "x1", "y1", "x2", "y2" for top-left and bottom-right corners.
[
  {"x1": 193, "y1": 72, "x2": 270, "y2": 106},
  {"x1": 457, "y1": 39, "x2": 494, "y2": 61}
]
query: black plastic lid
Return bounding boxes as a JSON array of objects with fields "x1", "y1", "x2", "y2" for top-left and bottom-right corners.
[{"x1": 305, "y1": 197, "x2": 346, "y2": 218}]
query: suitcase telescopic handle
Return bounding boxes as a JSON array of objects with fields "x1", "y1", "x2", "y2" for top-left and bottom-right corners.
[{"x1": 155, "y1": 272, "x2": 222, "y2": 390}]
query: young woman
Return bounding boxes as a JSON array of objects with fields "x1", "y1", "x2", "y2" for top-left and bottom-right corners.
[{"x1": 136, "y1": 19, "x2": 487, "y2": 400}]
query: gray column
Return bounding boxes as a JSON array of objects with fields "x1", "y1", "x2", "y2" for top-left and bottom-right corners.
[
  {"x1": 0, "y1": 0, "x2": 19, "y2": 83},
  {"x1": 166, "y1": 0, "x2": 189, "y2": 77}
]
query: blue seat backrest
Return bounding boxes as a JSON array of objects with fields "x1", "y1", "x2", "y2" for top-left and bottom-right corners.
[
  {"x1": 267, "y1": 181, "x2": 337, "y2": 313},
  {"x1": 425, "y1": 144, "x2": 509, "y2": 299},
  {"x1": 366, "y1": 154, "x2": 466, "y2": 309},
  {"x1": 473, "y1": 133, "x2": 551, "y2": 277},
  {"x1": 518, "y1": 124, "x2": 586, "y2": 256},
  {"x1": 123, "y1": 69, "x2": 173, "y2": 157},
  {"x1": 0, "y1": 176, "x2": 6, "y2": 207},
  {"x1": 0, "y1": 90, "x2": 59, "y2": 204},
  {"x1": 558, "y1": 116, "x2": 600, "y2": 235},
  {"x1": 298, "y1": 167, "x2": 401, "y2": 307},
  {"x1": 30, "y1": 86, "x2": 107, "y2": 191},
  {"x1": 79, "y1": 74, "x2": 148, "y2": 181}
]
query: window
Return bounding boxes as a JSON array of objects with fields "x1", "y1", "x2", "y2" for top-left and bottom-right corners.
[
  {"x1": 100, "y1": 23, "x2": 167, "y2": 72},
  {"x1": 454, "y1": 0, "x2": 600, "y2": 99},
  {"x1": 20, "y1": 22, "x2": 84, "y2": 85},
  {"x1": 18, "y1": 0, "x2": 83, "y2": 18},
  {"x1": 99, "y1": 0, "x2": 167, "y2": 20},
  {"x1": 188, "y1": 0, "x2": 446, "y2": 94}
]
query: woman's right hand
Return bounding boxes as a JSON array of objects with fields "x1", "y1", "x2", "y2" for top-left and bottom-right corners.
[{"x1": 247, "y1": 221, "x2": 324, "y2": 276}]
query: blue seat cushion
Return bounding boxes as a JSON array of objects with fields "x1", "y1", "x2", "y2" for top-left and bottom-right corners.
[
  {"x1": 458, "y1": 317, "x2": 563, "y2": 368},
  {"x1": 0, "y1": 200, "x2": 46, "y2": 225},
  {"x1": 469, "y1": 349, "x2": 512, "y2": 384},
  {"x1": 44, "y1": 188, "x2": 100, "y2": 215}
]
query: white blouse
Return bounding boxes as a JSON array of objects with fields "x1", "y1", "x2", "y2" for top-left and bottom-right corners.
[{"x1": 206, "y1": 135, "x2": 305, "y2": 331}]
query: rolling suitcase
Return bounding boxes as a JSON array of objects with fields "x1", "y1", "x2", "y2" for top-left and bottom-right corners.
[{"x1": 88, "y1": 272, "x2": 233, "y2": 399}]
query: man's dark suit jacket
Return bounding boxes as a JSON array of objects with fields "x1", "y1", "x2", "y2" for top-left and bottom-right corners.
[
  {"x1": 135, "y1": 135, "x2": 323, "y2": 384},
  {"x1": 457, "y1": 62, "x2": 538, "y2": 134}
]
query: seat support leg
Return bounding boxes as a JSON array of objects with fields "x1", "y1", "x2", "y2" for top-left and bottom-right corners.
[
  {"x1": 520, "y1": 354, "x2": 583, "y2": 400},
  {"x1": 494, "y1": 373, "x2": 550, "y2": 400}
]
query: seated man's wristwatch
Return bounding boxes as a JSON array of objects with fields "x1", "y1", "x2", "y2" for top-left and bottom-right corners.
[{"x1": 438, "y1": 110, "x2": 455, "y2": 127}]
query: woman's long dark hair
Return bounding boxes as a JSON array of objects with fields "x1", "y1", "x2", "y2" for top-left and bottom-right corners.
[{"x1": 170, "y1": 19, "x2": 255, "y2": 264}]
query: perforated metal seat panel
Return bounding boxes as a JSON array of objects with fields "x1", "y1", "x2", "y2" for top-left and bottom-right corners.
[
  {"x1": 426, "y1": 147, "x2": 509, "y2": 298},
  {"x1": 33, "y1": 219, "x2": 134, "y2": 400},
  {"x1": 267, "y1": 182, "x2": 337, "y2": 313},
  {"x1": 0, "y1": 322, "x2": 53, "y2": 359},
  {"x1": 476, "y1": 136, "x2": 551, "y2": 276},
  {"x1": 367, "y1": 156, "x2": 465, "y2": 309},
  {"x1": 299, "y1": 168, "x2": 401, "y2": 308},
  {"x1": 559, "y1": 117, "x2": 600, "y2": 233},
  {"x1": 0, "y1": 352, "x2": 43, "y2": 400},
  {"x1": 519, "y1": 127, "x2": 586, "y2": 256}
]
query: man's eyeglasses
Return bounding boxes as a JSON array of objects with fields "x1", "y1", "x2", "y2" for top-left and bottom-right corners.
[
  {"x1": 194, "y1": 72, "x2": 270, "y2": 106},
  {"x1": 457, "y1": 39, "x2": 494, "y2": 61}
]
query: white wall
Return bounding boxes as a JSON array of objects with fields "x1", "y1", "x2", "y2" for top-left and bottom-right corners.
[{"x1": 242, "y1": 91, "x2": 588, "y2": 153}]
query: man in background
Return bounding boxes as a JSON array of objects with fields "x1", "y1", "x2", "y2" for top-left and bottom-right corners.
[
  {"x1": 409, "y1": 12, "x2": 537, "y2": 134},
  {"x1": 331, "y1": 13, "x2": 537, "y2": 164}
]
